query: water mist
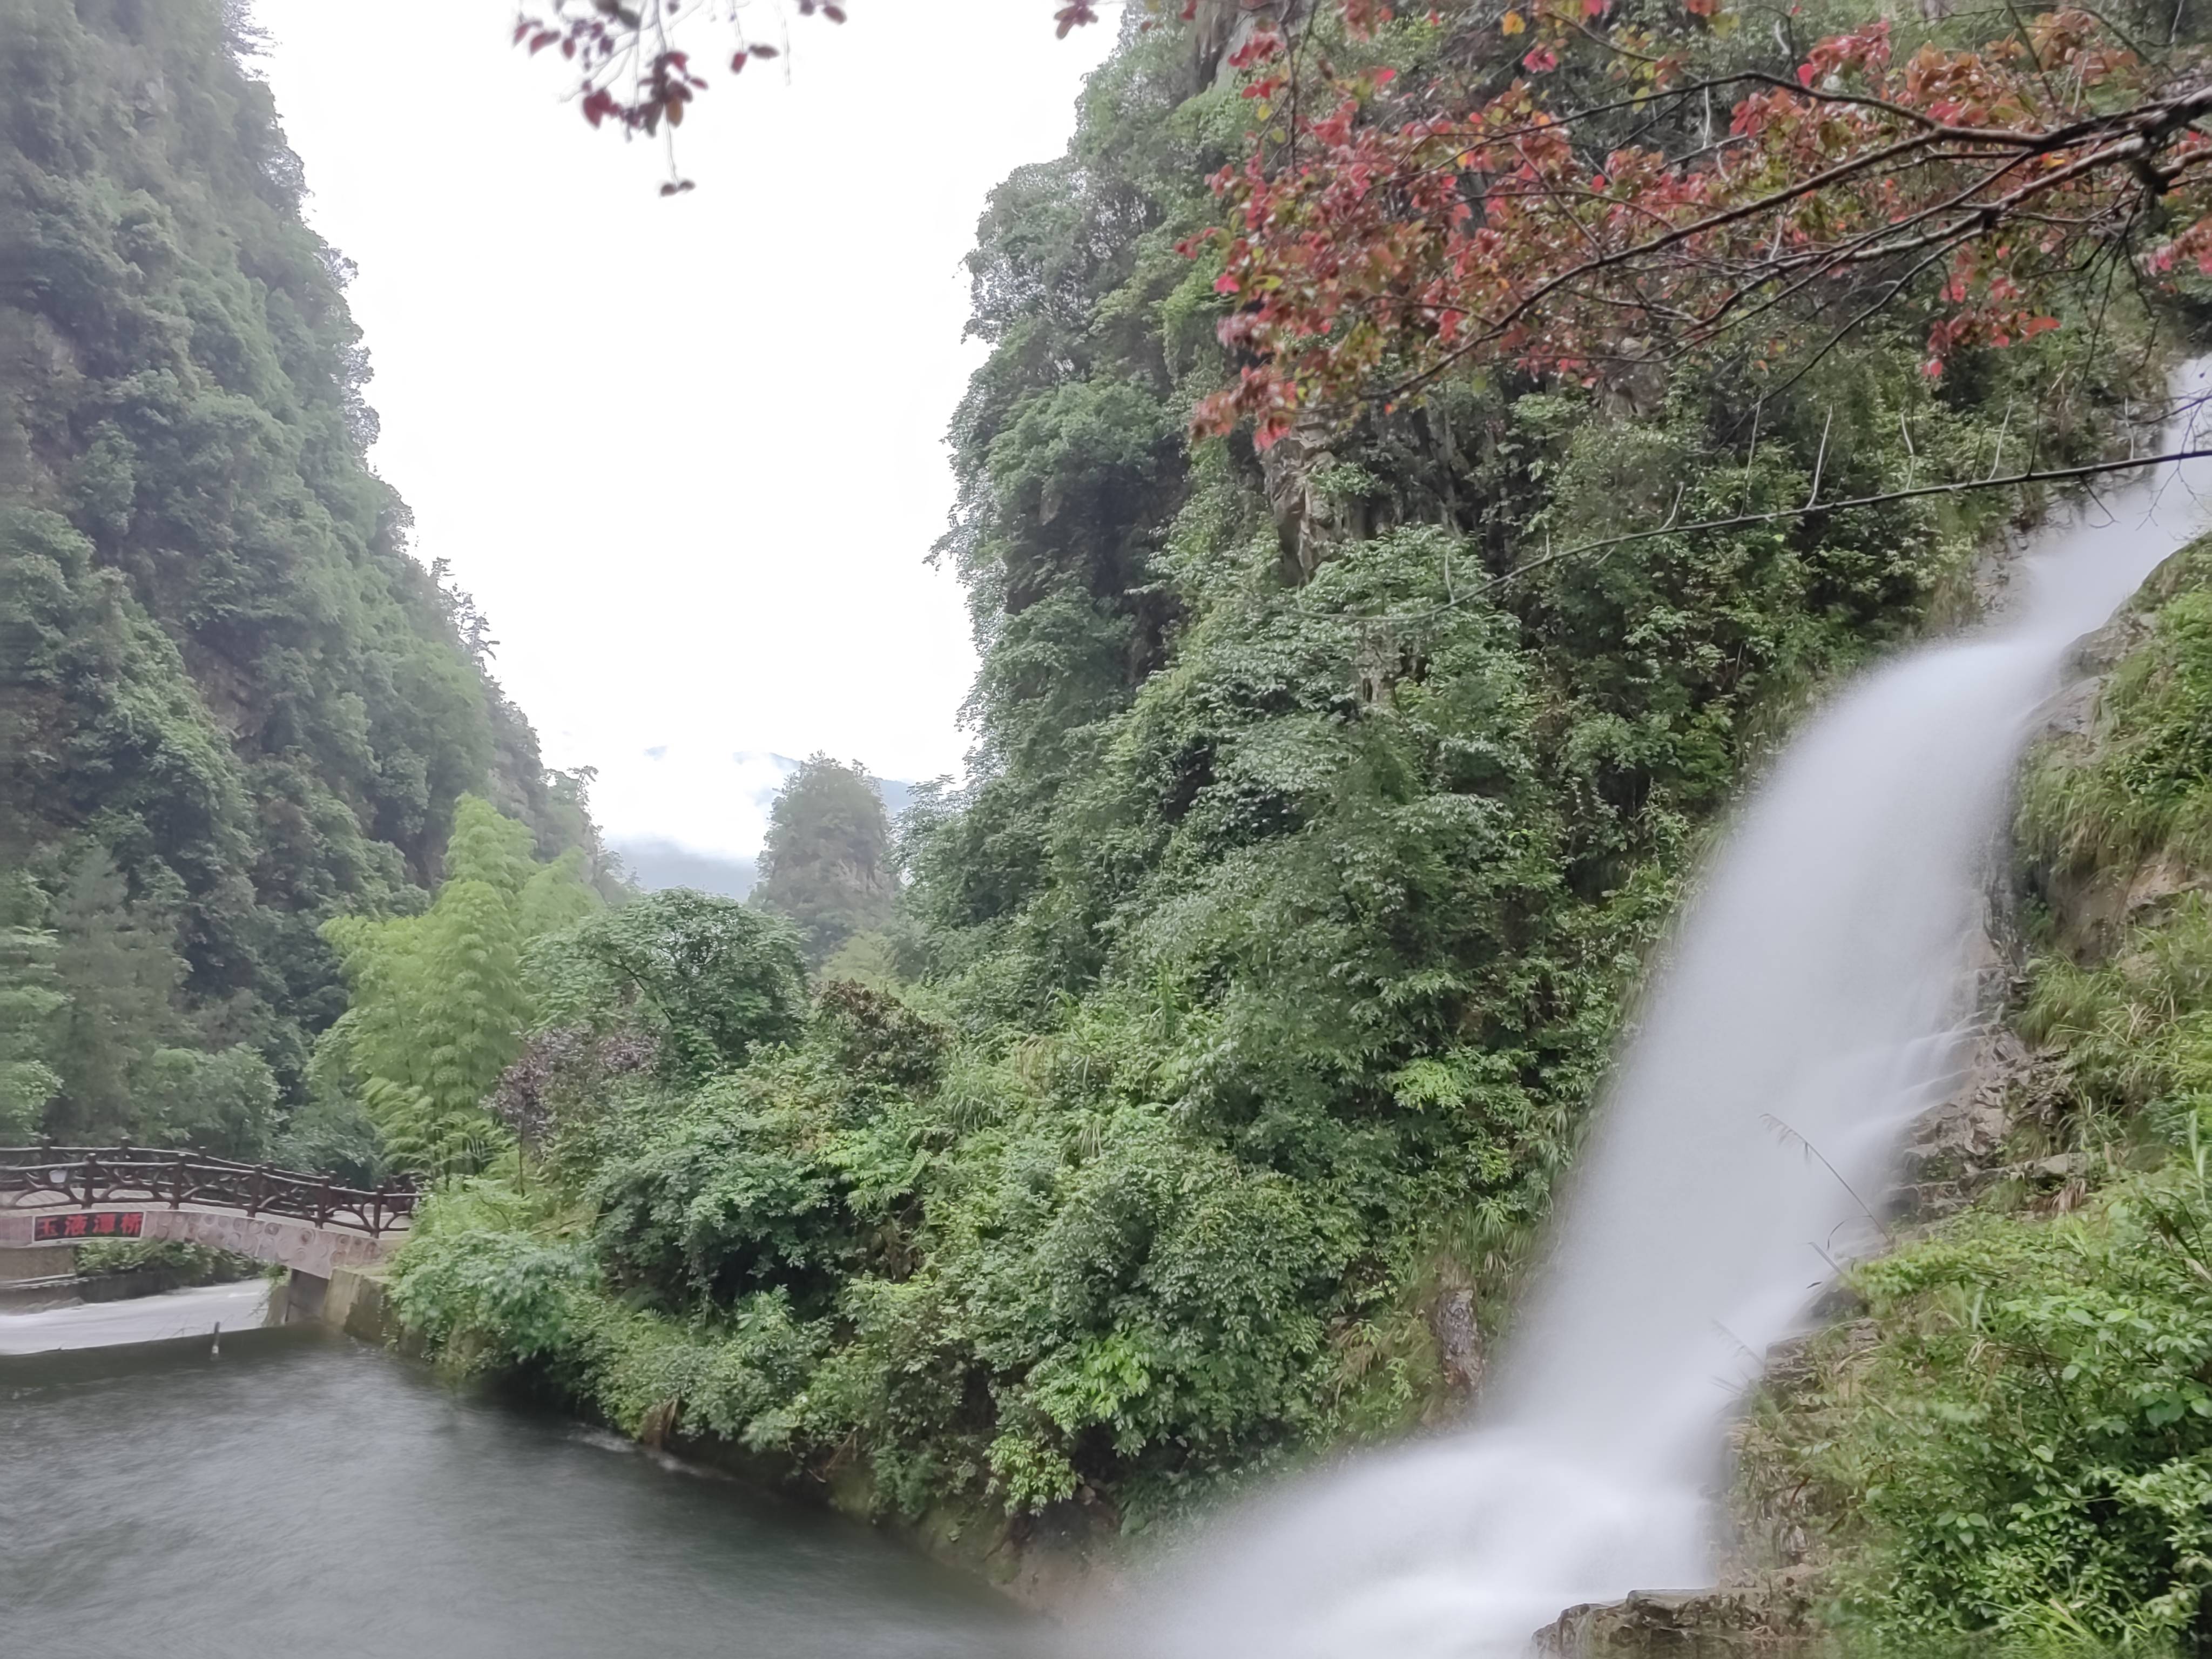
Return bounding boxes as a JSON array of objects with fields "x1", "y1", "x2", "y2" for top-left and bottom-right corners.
[{"x1": 1095, "y1": 368, "x2": 2212, "y2": 1659}]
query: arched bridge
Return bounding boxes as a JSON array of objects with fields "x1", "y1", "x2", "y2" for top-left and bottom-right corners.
[{"x1": 0, "y1": 1145, "x2": 418, "y2": 1279}]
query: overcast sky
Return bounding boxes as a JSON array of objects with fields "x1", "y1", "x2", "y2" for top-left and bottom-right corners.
[{"x1": 248, "y1": 2, "x2": 1117, "y2": 861}]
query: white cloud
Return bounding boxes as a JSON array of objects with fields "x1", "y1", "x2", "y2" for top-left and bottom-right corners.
[
  {"x1": 590, "y1": 744, "x2": 799, "y2": 863},
  {"x1": 248, "y1": 1, "x2": 1115, "y2": 858}
]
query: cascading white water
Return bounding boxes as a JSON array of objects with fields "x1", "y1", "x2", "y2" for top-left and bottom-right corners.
[{"x1": 1096, "y1": 369, "x2": 2212, "y2": 1659}]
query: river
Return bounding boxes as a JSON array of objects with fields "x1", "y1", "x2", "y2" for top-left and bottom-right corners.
[{"x1": 0, "y1": 1290, "x2": 1028, "y2": 1658}]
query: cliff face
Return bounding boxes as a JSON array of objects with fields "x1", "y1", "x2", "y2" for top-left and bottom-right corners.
[{"x1": 0, "y1": 0, "x2": 596, "y2": 1141}]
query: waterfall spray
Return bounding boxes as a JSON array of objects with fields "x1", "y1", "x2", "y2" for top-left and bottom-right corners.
[{"x1": 1091, "y1": 368, "x2": 2212, "y2": 1659}]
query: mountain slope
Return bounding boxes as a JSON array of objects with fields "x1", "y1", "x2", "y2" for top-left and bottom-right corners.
[{"x1": 0, "y1": 0, "x2": 603, "y2": 1145}]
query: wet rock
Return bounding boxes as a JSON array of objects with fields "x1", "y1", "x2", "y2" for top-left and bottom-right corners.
[
  {"x1": 2016, "y1": 1150, "x2": 2091, "y2": 1183},
  {"x1": 1429, "y1": 1284, "x2": 1484, "y2": 1397},
  {"x1": 1889, "y1": 1023, "x2": 2033, "y2": 1219},
  {"x1": 1533, "y1": 1577, "x2": 1827, "y2": 1657},
  {"x1": 1261, "y1": 419, "x2": 1373, "y2": 578}
]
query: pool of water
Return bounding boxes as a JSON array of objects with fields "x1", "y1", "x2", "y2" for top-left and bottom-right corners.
[{"x1": 0, "y1": 1298, "x2": 1029, "y2": 1658}]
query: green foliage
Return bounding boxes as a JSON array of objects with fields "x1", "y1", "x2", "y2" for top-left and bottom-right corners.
[
  {"x1": 2021, "y1": 538, "x2": 2212, "y2": 882},
  {"x1": 389, "y1": 1177, "x2": 825, "y2": 1451},
  {"x1": 73, "y1": 1237, "x2": 258, "y2": 1286},
  {"x1": 269, "y1": 1083, "x2": 387, "y2": 1187},
  {"x1": 820, "y1": 929, "x2": 903, "y2": 992},
  {"x1": 371, "y1": 2, "x2": 2150, "y2": 1549},
  {"x1": 394, "y1": 974, "x2": 1371, "y2": 1522},
  {"x1": 754, "y1": 756, "x2": 897, "y2": 966},
  {"x1": 0, "y1": 875, "x2": 65, "y2": 1138},
  {"x1": 2012, "y1": 531, "x2": 2212, "y2": 1154},
  {"x1": 141, "y1": 1043, "x2": 278, "y2": 1159},
  {"x1": 2021, "y1": 894, "x2": 2212, "y2": 1151},
  {"x1": 0, "y1": 0, "x2": 610, "y2": 1157},
  {"x1": 23, "y1": 0, "x2": 2194, "y2": 1631},
  {"x1": 389, "y1": 1189, "x2": 601, "y2": 1375},
  {"x1": 589, "y1": 1073, "x2": 860, "y2": 1308},
  {"x1": 525, "y1": 888, "x2": 806, "y2": 1082},
  {"x1": 1771, "y1": 1169, "x2": 2212, "y2": 1654},
  {"x1": 46, "y1": 846, "x2": 187, "y2": 1141},
  {"x1": 320, "y1": 795, "x2": 597, "y2": 1173}
]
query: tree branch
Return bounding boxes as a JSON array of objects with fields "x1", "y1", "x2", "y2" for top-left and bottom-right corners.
[{"x1": 1377, "y1": 443, "x2": 2212, "y2": 623}]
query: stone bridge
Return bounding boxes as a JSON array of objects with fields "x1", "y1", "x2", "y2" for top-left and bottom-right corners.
[{"x1": 0, "y1": 1145, "x2": 416, "y2": 1282}]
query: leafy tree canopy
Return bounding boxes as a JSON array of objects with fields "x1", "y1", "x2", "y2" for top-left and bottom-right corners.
[
  {"x1": 391, "y1": 1, "x2": 2161, "y2": 1552},
  {"x1": 529, "y1": 888, "x2": 809, "y2": 1082},
  {"x1": 753, "y1": 756, "x2": 897, "y2": 967},
  {"x1": 319, "y1": 797, "x2": 600, "y2": 1174}
]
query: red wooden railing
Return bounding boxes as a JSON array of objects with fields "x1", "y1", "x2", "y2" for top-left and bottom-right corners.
[{"x1": 0, "y1": 1143, "x2": 418, "y2": 1239}]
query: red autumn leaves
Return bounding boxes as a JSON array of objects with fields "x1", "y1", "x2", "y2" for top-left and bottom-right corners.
[
  {"x1": 508, "y1": 1, "x2": 2212, "y2": 450},
  {"x1": 1188, "y1": 7, "x2": 2212, "y2": 448},
  {"x1": 511, "y1": 3, "x2": 826, "y2": 149}
]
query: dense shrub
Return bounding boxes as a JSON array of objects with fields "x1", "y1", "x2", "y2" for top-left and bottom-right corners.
[{"x1": 1784, "y1": 1175, "x2": 2212, "y2": 1651}]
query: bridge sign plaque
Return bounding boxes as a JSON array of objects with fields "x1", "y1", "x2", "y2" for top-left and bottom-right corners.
[{"x1": 33, "y1": 1211, "x2": 143, "y2": 1242}]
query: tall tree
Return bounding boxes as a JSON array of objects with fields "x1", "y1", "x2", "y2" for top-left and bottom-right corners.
[
  {"x1": 753, "y1": 756, "x2": 896, "y2": 967},
  {"x1": 321, "y1": 796, "x2": 598, "y2": 1173},
  {"x1": 526, "y1": 888, "x2": 809, "y2": 1081},
  {"x1": 141, "y1": 1043, "x2": 280, "y2": 1161},
  {"x1": 0, "y1": 875, "x2": 64, "y2": 1140},
  {"x1": 48, "y1": 849, "x2": 187, "y2": 1143}
]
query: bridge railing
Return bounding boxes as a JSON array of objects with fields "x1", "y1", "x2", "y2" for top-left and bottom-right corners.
[{"x1": 0, "y1": 1144, "x2": 419, "y2": 1239}]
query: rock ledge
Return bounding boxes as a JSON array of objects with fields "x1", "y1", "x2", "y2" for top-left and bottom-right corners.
[{"x1": 1533, "y1": 1581, "x2": 1829, "y2": 1657}]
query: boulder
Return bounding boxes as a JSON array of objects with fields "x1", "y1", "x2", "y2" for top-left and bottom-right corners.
[{"x1": 1533, "y1": 1579, "x2": 1828, "y2": 1657}]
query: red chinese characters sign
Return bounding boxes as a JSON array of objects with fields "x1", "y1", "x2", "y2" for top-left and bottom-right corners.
[{"x1": 33, "y1": 1211, "x2": 143, "y2": 1243}]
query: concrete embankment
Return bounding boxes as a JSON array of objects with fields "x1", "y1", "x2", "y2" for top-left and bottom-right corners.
[
  {"x1": 0, "y1": 1243, "x2": 401, "y2": 1345},
  {"x1": 0, "y1": 1279, "x2": 273, "y2": 1354},
  {"x1": 267, "y1": 1262, "x2": 406, "y2": 1346},
  {"x1": 0, "y1": 1241, "x2": 75, "y2": 1280}
]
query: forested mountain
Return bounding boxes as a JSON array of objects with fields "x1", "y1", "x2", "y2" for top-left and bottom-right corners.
[
  {"x1": 753, "y1": 755, "x2": 898, "y2": 967},
  {"x1": 0, "y1": 0, "x2": 609, "y2": 1155}
]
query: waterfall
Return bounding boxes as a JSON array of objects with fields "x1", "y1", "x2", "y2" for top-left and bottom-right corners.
[{"x1": 1095, "y1": 369, "x2": 2212, "y2": 1659}]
